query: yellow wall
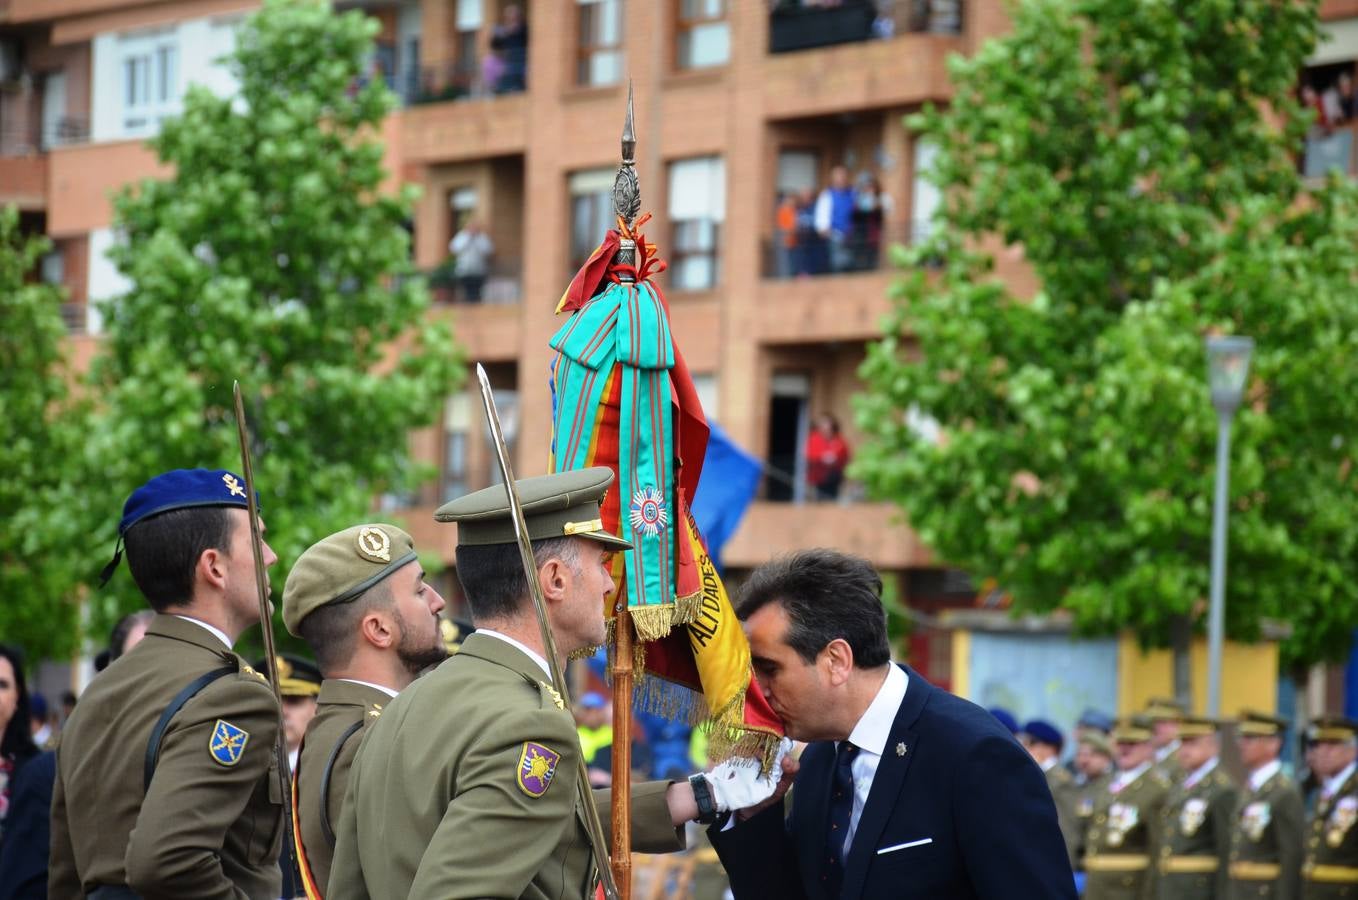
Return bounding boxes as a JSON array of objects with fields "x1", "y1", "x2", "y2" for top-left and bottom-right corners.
[
  {"x1": 951, "y1": 630, "x2": 971, "y2": 699},
  {"x1": 1117, "y1": 634, "x2": 1278, "y2": 716}
]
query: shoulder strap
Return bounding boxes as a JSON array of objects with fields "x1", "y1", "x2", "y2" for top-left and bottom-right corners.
[
  {"x1": 319, "y1": 720, "x2": 364, "y2": 848},
  {"x1": 144, "y1": 665, "x2": 236, "y2": 791}
]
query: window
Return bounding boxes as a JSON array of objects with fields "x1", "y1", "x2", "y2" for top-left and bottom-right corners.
[
  {"x1": 911, "y1": 138, "x2": 941, "y2": 243},
  {"x1": 765, "y1": 372, "x2": 810, "y2": 503},
  {"x1": 120, "y1": 29, "x2": 178, "y2": 135},
  {"x1": 568, "y1": 167, "x2": 615, "y2": 271},
  {"x1": 668, "y1": 156, "x2": 725, "y2": 291},
  {"x1": 577, "y1": 0, "x2": 623, "y2": 87},
  {"x1": 677, "y1": 0, "x2": 729, "y2": 70},
  {"x1": 442, "y1": 393, "x2": 470, "y2": 502}
]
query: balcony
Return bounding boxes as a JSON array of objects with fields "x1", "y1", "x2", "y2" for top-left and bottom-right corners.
[
  {"x1": 1302, "y1": 122, "x2": 1358, "y2": 179},
  {"x1": 768, "y1": 0, "x2": 962, "y2": 55},
  {"x1": 724, "y1": 501, "x2": 930, "y2": 570}
]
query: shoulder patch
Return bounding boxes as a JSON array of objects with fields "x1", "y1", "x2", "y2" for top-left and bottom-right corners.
[
  {"x1": 516, "y1": 741, "x2": 562, "y2": 798},
  {"x1": 210, "y1": 719, "x2": 250, "y2": 766}
]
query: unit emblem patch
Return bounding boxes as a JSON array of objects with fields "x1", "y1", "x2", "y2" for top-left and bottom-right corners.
[
  {"x1": 210, "y1": 719, "x2": 250, "y2": 767},
  {"x1": 517, "y1": 742, "x2": 562, "y2": 798}
]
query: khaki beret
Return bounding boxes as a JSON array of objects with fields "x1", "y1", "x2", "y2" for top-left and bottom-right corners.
[
  {"x1": 1112, "y1": 715, "x2": 1155, "y2": 744},
  {"x1": 282, "y1": 523, "x2": 419, "y2": 636},
  {"x1": 434, "y1": 466, "x2": 632, "y2": 550},
  {"x1": 1079, "y1": 731, "x2": 1113, "y2": 758}
]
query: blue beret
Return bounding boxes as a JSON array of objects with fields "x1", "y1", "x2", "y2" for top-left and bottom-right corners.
[
  {"x1": 119, "y1": 468, "x2": 257, "y2": 535},
  {"x1": 1021, "y1": 719, "x2": 1064, "y2": 750},
  {"x1": 1077, "y1": 708, "x2": 1114, "y2": 734},
  {"x1": 100, "y1": 468, "x2": 258, "y2": 586},
  {"x1": 989, "y1": 707, "x2": 1020, "y2": 734},
  {"x1": 579, "y1": 691, "x2": 607, "y2": 710}
]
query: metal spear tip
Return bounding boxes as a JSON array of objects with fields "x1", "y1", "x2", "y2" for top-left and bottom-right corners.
[{"x1": 621, "y1": 79, "x2": 635, "y2": 164}]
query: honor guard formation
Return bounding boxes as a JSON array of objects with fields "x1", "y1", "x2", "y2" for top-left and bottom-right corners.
[{"x1": 2, "y1": 469, "x2": 1352, "y2": 898}]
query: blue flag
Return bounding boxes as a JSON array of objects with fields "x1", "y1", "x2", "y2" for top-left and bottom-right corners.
[{"x1": 691, "y1": 423, "x2": 761, "y2": 572}]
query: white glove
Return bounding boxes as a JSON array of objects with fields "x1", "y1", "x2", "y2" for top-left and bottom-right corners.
[{"x1": 703, "y1": 737, "x2": 795, "y2": 812}]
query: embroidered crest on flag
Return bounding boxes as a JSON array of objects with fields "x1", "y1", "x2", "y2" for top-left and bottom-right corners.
[
  {"x1": 517, "y1": 742, "x2": 562, "y2": 798},
  {"x1": 628, "y1": 487, "x2": 668, "y2": 538},
  {"x1": 209, "y1": 719, "x2": 250, "y2": 767}
]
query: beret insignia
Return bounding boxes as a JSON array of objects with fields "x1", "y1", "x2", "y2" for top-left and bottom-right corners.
[
  {"x1": 222, "y1": 473, "x2": 247, "y2": 498},
  {"x1": 516, "y1": 742, "x2": 561, "y2": 798},
  {"x1": 210, "y1": 719, "x2": 250, "y2": 766},
  {"x1": 357, "y1": 526, "x2": 392, "y2": 563}
]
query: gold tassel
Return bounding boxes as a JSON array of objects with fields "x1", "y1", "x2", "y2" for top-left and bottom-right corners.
[
  {"x1": 629, "y1": 604, "x2": 678, "y2": 642},
  {"x1": 671, "y1": 589, "x2": 702, "y2": 626}
]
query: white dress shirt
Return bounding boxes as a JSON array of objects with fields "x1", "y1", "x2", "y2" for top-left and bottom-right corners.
[
  {"x1": 478, "y1": 629, "x2": 552, "y2": 679},
  {"x1": 1111, "y1": 761, "x2": 1152, "y2": 794},
  {"x1": 1183, "y1": 757, "x2": 1218, "y2": 791},
  {"x1": 1248, "y1": 758, "x2": 1281, "y2": 792},
  {"x1": 338, "y1": 679, "x2": 399, "y2": 700},
  {"x1": 1323, "y1": 761, "x2": 1357, "y2": 802},
  {"x1": 174, "y1": 615, "x2": 233, "y2": 650},
  {"x1": 839, "y1": 664, "x2": 909, "y2": 855}
]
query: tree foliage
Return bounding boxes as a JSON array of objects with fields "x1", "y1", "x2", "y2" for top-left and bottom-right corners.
[
  {"x1": 0, "y1": 205, "x2": 90, "y2": 659},
  {"x1": 855, "y1": 0, "x2": 1358, "y2": 669},
  {"x1": 84, "y1": 0, "x2": 461, "y2": 641}
]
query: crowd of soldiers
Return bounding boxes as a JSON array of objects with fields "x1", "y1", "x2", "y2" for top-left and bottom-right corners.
[{"x1": 1018, "y1": 697, "x2": 1358, "y2": 899}]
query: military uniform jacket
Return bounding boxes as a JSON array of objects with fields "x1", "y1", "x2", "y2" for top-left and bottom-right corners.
[
  {"x1": 1078, "y1": 773, "x2": 1116, "y2": 869},
  {"x1": 327, "y1": 633, "x2": 684, "y2": 900},
  {"x1": 1086, "y1": 764, "x2": 1172, "y2": 900},
  {"x1": 1303, "y1": 766, "x2": 1358, "y2": 899},
  {"x1": 1155, "y1": 762, "x2": 1237, "y2": 900},
  {"x1": 49, "y1": 615, "x2": 284, "y2": 899},
  {"x1": 1047, "y1": 762, "x2": 1082, "y2": 867},
  {"x1": 295, "y1": 679, "x2": 389, "y2": 895},
  {"x1": 1227, "y1": 766, "x2": 1303, "y2": 900}
]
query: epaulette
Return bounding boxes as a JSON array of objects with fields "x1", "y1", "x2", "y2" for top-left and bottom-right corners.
[
  {"x1": 238, "y1": 663, "x2": 269, "y2": 685},
  {"x1": 539, "y1": 680, "x2": 565, "y2": 711}
]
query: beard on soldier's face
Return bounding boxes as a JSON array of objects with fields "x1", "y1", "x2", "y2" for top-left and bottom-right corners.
[{"x1": 393, "y1": 606, "x2": 448, "y2": 675}]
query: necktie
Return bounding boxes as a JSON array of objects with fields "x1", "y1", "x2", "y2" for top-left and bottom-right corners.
[{"x1": 825, "y1": 740, "x2": 858, "y2": 898}]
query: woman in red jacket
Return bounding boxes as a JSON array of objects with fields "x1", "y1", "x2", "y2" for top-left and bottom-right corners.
[{"x1": 805, "y1": 413, "x2": 851, "y2": 501}]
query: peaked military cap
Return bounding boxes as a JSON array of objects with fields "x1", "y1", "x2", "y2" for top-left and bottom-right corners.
[
  {"x1": 1307, "y1": 715, "x2": 1358, "y2": 743},
  {"x1": 434, "y1": 467, "x2": 633, "y2": 550},
  {"x1": 1144, "y1": 696, "x2": 1186, "y2": 721},
  {"x1": 1237, "y1": 709, "x2": 1288, "y2": 737},
  {"x1": 282, "y1": 523, "x2": 419, "y2": 636},
  {"x1": 101, "y1": 468, "x2": 261, "y2": 585},
  {"x1": 440, "y1": 617, "x2": 477, "y2": 655},
  {"x1": 1112, "y1": 715, "x2": 1155, "y2": 744},
  {"x1": 1177, "y1": 715, "x2": 1223, "y2": 738},
  {"x1": 255, "y1": 653, "x2": 321, "y2": 698},
  {"x1": 1020, "y1": 719, "x2": 1064, "y2": 751}
]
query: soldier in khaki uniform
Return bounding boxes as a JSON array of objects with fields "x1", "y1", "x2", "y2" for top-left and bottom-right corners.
[
  {"x1": 49, "y1": 469, "x2": 285, "y2": 899},
  {"x1": 329, "y1": 468, "x2": 782, "y2": 899},
  {"x1": 280, "y1": 523, "x2": 449, "y2": 896},
  {"x1": 1149, "y1": 697, "x2": 1188, "y2": 784},
  {"x1": 1078, "y1": 732, "x2": 1118, "y2": 870},
  {"x1": 1086, "y1": 716, "x2": 1172, "y2": 900},
  {"x1": 1156, "y1": 716, "x2": 1238, "y2": 899},
  {"x1": 1022, "y1": 718, "x2": 1082, "y2": 866},
  {"x1": 1302, "y1": 717, "x2": 1358, "y2": 898},
  {"x1": 1227, "y1": 710, "x2": 1303, "y2": 900}
]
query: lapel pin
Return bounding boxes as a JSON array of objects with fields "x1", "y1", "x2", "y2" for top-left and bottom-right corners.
[{"x1": 896, "y1": 742, "x2": 907, "y2": 756}]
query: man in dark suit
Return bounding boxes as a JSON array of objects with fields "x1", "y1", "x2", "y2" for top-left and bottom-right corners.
[{"x1": 710, "y1": 549, "x2": 1076, "y2": 900}]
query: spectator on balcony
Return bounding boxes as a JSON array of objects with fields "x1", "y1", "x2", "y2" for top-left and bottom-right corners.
[
  {"x1": 450, "y1": 219, "x2": 494, "y2": 303},
  {"x1": 794, "y1": 188, "x2": 823, "y2": 276},
  {"x1": 490, "y1": 3, "x2": 529, "y2": 94},
  {"x1": 853, "y1": 172, "x2": 893, "y2": 270},
  {"x1": 1335, "y1": 71, "x2": 1358, "y2": 124},
  {"x1": 815, "y1": 165, "x2": 858, "y2": 273},
  {"x1": 805, "y1": 413, "x2": 851, "y2": 501},
  {"x1": 774, "y1": 192, "x2": 799, "y2": 278},
  {"x1": 1302, "y1": 83, "x2": 1332, "y2": 135}
]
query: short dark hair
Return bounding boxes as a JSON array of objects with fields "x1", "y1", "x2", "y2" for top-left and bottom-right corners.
[
  {"x1": 454, "y1": 537, "x2": 579, "y2": 622},
  {"x1": 124, "y1": 506, "x2": 234, "y2": 611},
  {"x1": 735, "y1": 549, "x2": 890, "y2": 668},
  {"x1": 296, "y1": 578, "x2": 394, "y2": 675}
]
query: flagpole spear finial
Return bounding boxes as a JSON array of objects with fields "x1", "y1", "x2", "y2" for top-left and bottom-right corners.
[{"x1": 612, "y1": 79, "x2": 640, "y2": 282}]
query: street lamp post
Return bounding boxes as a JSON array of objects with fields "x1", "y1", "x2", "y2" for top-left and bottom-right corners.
[{"x1": 1205, "y1": 335, "x2": 1254, "y2": 718}]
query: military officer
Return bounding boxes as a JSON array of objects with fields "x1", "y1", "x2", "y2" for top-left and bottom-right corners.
[
  {"x1": 328, "y1": 468, "x2": 779, "y2": 899},
  {"x1": 1078, "y1": 732, "x2": 1118, "y2": 868},
  {"x1": 1156, "y1": 716, "x2": 1238, "y2": 899},
  {"x1": 1302, "y1": 716, "x2": 1358, "y2": 898},
  {"x1": 281, "y1": 522, "x2": 448, "y2": 895},
  {"x1": 254, "y1": 652, "x2": 322, "y2": 898},
  {"x1": 1148, "y1": 697, "x2": 1188, "y2": 783},
  {"x1": 1022, "y1": 718, "x2": 1082, "y2": 866},
  {"x1": 1086, "y1": 716, "x2": 1172, "y2": 900},
  {"x1": 49, "y1": 469, "x2": 285, "y2": 899},
  {"x1": 1227, "y1": 710, "x2": 1303, "y2": 900}
]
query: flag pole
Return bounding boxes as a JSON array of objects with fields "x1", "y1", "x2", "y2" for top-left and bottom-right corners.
[{"x1": 609, "y1": 81, "x2": 640, "y2": 900}]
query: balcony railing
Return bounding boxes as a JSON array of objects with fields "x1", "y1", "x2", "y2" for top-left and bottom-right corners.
[
  {"x1": 769, "y1": 0, "x2": 963, "y2": 55},
  {"x1": 0, "y1": 115, "x2": 90, "y2": 156},
  {"x1": 1302, "y1": 123, "x2": 1358, "y2": 179},
  {"x1": 762, "y1": 221, "x2": 928, "y2": 279},
  {"x1": 409, "y1": 56, "x2": 528, "y2": 106},
  {"x1": 401, "y1": 259, "x2": 522, "y2": 305}
]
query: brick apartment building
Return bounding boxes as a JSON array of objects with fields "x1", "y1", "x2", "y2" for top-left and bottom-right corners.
[{"x1": 6, "y1": 0, "x2": 1354, "y2": 687}]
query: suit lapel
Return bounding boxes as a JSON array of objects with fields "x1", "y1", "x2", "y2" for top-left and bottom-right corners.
[{"x1": 840, "y1": 665, "x2": 929, "y2": 900}]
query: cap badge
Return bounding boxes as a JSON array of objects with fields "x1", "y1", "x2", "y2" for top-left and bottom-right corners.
[
  {"x1": 357, "y1": 526, "x2": 392, "y2": 562},
  {"x1": 209, "y1": 719, "x2": 250, "y2": 766},
  {"x1": 276, "y1": 655, "x2": 292, "y2": 679},
  {"x1": 222, "y1": 473, "x2": 246, "y2": 498},
  {"x1": 628, "y1": 486, "x2": 668, "y2": 538},
  {"x1": 517, "y1": 741, "x2": 562, "y2": 798}
]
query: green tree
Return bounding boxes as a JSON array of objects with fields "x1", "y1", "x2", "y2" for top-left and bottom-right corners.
[
  {"x1": 855, "y1": 0, "x2": 1358, "y2": 672},
  {"x1": 0, "y1": 205, "x2": 90, "y2": 659},
  {"x1": 84, "y1": 0, "x2": 461, "y2": 642}
]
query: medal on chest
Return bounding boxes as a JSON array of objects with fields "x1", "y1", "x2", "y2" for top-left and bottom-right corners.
[
  {"x1": 1241, "y1": 801, "x2": 1272, "y2": 842},
  {"x1": 1327, "y1": 796, "x2": 1358, "y2": 847},
  {"x1": 1180, "y1": 797, "x2": 1208, "y2": 837},
  {"x1": 1107, "y1": 802, "x2": 1139, "y2": 847}
]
